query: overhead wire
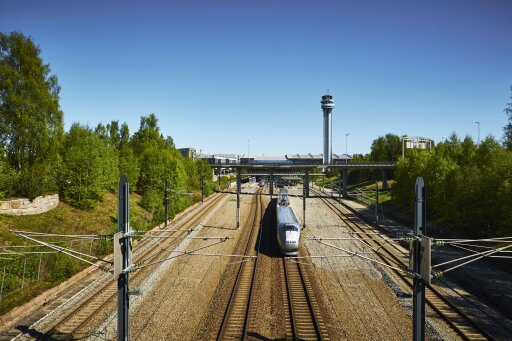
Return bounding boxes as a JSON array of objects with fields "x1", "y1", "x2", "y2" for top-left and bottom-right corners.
[
  {"x1": 314, "y1": 239, "x2": 408, "y2": 274},
  {"x1": 433, "y1": 243, "x2": 512, "y2": 275},
  {"x1": 16, "y1": 233, "x2": 113, "y2": 271}
]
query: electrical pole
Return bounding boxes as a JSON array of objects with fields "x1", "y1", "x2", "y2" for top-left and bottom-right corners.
[
  {"x1": 117, "y1": 175, "x2": 131, "y2": 341},
  {"x1": 164, "y1": 179, "x2": 169, "y2": 227},
  {"x1": 303, "y1": 177, "x2": 306, "y2": 229},
  {"x1": 201, "y1": 174, "x2": 205, "y2": 203},
  {"x1": 338, "y1": 171, "x2": 342, "y2": 203},
  {"x1": 375, "y1": 181, "x2": 379, "y2": 228},
  {"x1": 345, "y1": 133, "x2": 349, "y2": 164},
  {"x1": 236, "y1": 169, "x2": 241, "y2": 228},
  {"x1": 413, "y1": 176, "x2": 426, "y2": 341}
]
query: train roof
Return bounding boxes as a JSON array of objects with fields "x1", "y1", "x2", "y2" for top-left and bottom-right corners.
[{"x1": 277, "y1": 205, "x2": 300, "y2": 226}]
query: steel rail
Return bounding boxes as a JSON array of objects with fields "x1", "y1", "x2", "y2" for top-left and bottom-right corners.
[
  {"x1": 282, "y1": 257, "x2": 324, "y2": 341},
  {"x1": 217, "y1": 189, "x2": 263, "y2": 340},
  {"x1": 41, "y1": 192, "x2": 228, "y2": 340}
]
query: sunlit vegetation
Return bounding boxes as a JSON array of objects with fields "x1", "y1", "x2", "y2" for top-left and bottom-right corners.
[
  {"x1": 392, "y1": 135, "x2": 512, "y2": 238},
  {"x1": 0, "y1": 32, "x2": 214, "y2": 313}
]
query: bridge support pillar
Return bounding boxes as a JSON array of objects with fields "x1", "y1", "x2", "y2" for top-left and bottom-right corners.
[
  {"x1": 218, "y1": 167, "x2": 221, "y2": 191},
  {"x1": 382, "y1": 170, "x2": 388, "y2": 190},
  {"x1": 342, "y1": 169, "x2": 348, "y2": 198}
]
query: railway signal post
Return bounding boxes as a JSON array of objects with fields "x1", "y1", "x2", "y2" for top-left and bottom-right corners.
[
  {"x1": 413, "y1": 176, "x2": 426, "y2": 341},
  {"x1": 375, "y1": 181, "x2": 379, "y2": 228}
]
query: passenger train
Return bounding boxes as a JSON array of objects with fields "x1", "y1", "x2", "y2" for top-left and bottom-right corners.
[{"x1": 276, "y1": 188, "x2": 301, "y2": 256}]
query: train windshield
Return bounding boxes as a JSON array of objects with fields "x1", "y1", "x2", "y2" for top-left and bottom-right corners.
[{"x1": 284, "y1": 224, "x2": 299, "y2": 232}]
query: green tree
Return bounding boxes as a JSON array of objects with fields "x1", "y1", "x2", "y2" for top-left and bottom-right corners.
[
  {"x1": 95, "y1": 123, "x2": 108, "y2": 142},
  {"x1": 119, "y1": 122, "x2": 130, "y2": 147},
  {"x1": 119, "y1": 145, "x2": 140, "y2": 191},
  {"x1": 393, "y1": 134, "x2": 512, "y2": 238},
  {"x1": 59, "y1": 124, "x2": 118, "y2": 209},
  {"x1": 107, "y1": 120, "x2": 120, "y2": 148},
  {"x1": 370, "y1": 133, "x2": 401, "y2": 161},
  {"x1": 0, "y1": 32, "x2": 64, "y2": 199},
  {"x1": 0, "y1": 145, "x2": 16, "y2": 199},
  {"x1": 504, "y1": 86, "x2": 512, "y2": 151},
  {"x1": 130, "y1": 113, "x2": 166, "y2": 155},
  {"x1": 138, "y1": 145, "x2": 187, "y2": 217}
]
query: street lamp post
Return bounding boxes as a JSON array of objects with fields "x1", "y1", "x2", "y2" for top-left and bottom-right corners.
[
  {"x1": 473, "y1": 121, "x2": 480, "y2": 144},
  {"x1": 247, "y1": 139, "x2": 250, "y2": 164},
  {"x1": 345, "y1": 133, "x2": 350, "y2": 164}
]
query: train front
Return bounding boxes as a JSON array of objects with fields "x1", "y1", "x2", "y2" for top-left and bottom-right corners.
[{"x1": 277, "y1": 204, "x2": 301, "y2": 256}]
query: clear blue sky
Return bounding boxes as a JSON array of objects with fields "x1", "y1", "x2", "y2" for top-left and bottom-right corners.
[{"x1": 1, "y1": 0, "x2": 511, "y2": 156}]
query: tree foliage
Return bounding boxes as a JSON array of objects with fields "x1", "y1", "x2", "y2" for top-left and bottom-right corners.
[
  {"x1": 0, "y1": 32, "x2": 64, "y2": 198},
  {"x1": 370, "y1": 133, "x2": 402, "y2": 161},
  {"x1": 504, "y1": 86, "x2": 512, "y2": 151},
  {"x1": 131, "y1": 115, "x2": 191, "y2": 217},
  {"x1": 58, "y1": 124, "x2": 118, "y2": 209},
  {"x1": 392, "y1": 135, "x2": 512, "y2": 237}
]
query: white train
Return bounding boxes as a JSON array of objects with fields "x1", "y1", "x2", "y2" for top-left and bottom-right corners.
[{"x1": 276, "y1": 189, "x2": 301, "y2": 256}]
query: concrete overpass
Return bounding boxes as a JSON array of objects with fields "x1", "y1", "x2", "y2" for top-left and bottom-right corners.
[{"x1": 213, "y1": 162, "x2": 397, "y2": 198}]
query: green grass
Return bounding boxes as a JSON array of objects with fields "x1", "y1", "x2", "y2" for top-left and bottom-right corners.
[
  {"x1": 0, "y1": 191, "x2": 152, "y2": 315},
  {"x1": 348, "y1": 180, "x2": 394, "y2": 206}
]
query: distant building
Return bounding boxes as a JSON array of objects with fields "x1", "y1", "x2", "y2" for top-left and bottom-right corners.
[
  {"x1": 239, "y1": 155, "x2": 292, "y2": 165},
  {"x1": 178, "y1": 148, "x2": 196, "y2": 159},
  {"x1": 286, "y1": 153, "x2": 352, "y2": 165},
  {"x1": 194, "y1": 152, "x2": 352, "y2": 167},
  {"x1": 197, "y1": 154, "x2": 238, "y2": 165}
]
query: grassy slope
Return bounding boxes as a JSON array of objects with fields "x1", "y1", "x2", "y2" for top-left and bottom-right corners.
[{"x1": 0, "y1": 192, "x2": 151, "y2": 315}]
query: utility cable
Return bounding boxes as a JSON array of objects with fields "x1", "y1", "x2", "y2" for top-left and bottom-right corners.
[
  {"x1": 10, "y1": 230, "x2": 112, "y2": 240},
  {"x1": 315, "y1": 239, "x2": 404, "y2": 269},
  {"x1": 132, "y1": 239, "x2": 230, "y2": 271},
  {"x1": 16, "y1": 233, "x2": 113, "y2": 270},
  {"x1": 434, "y1": 243, "x2": 512, "y2": 275}
]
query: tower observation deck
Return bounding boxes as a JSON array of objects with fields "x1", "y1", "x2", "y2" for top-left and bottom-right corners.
[{"x1": 321, "y1": 94, "x2": 335, "y2": 165}]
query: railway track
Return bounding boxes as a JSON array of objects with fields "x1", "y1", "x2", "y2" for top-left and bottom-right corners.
[
  {"x1": 16, "y1": 191, "x2": 229, "y2": 340},
  {"x1": 217, "y1": 186, "x2": 329, "y2": 340},
  {"x1": 282, "y1": 257, "x2": 329, "y2": 341},
  {"x1": 311, "y1": 188, "x2": 495, "y2": 340},
  {"x1": 217, "y1": 188, "x2": 263, "y2": 340}
]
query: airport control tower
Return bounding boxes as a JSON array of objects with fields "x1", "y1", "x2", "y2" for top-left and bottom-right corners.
[{"x1": 321, "y1": 93, "x2": 335, "y2": 165}]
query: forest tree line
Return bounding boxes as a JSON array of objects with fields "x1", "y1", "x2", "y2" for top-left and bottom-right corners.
[
  {"x1": 0, "y1": 32, "x2": 212, "y2": 220},
  {"x1": 355, "y1": 90, "x2": 512, "y2": 238}
]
